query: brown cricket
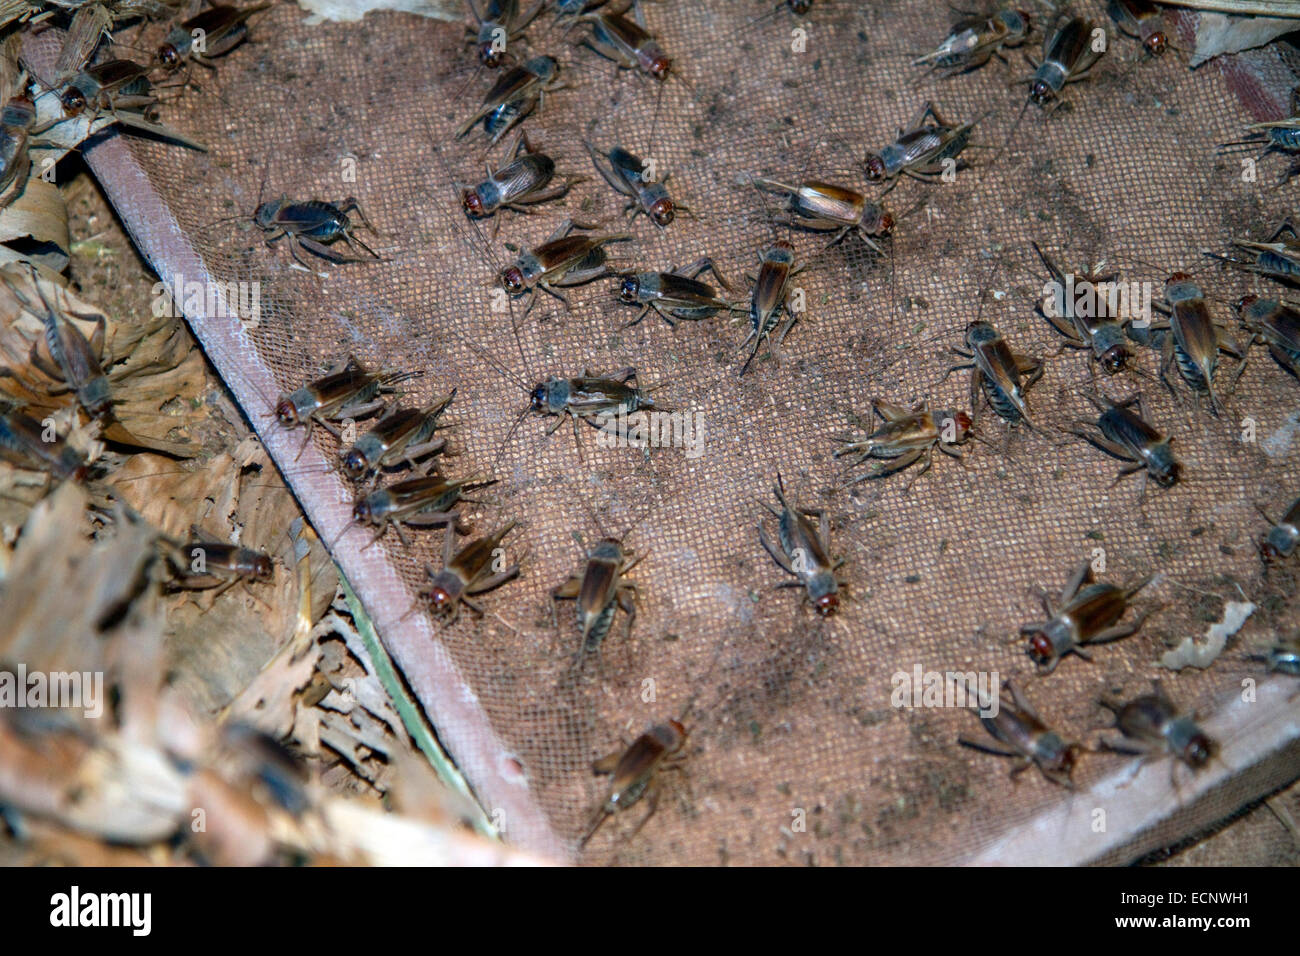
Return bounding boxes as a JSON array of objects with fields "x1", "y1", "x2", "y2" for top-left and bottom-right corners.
[
  {"x1": 1033, "y1": 241, "x2": 1132, "y2": 373},
  {"x1": 499, "y1": 218, "x2": 631, "y2": 311},
  {"x1": 349, "y1": 472, "x2": 487, "y2": 550},
  {"x1": 739, "y1": 239, "x2": 804, "y2": 375},
  {"x1": 418, "y1": 520, "x2": 520, "y2": 622},
  {"x1": 1071, "y1": 392, "x2": 1181, "y2": 492},
  {"x1": 959, "y1": 680, "x2": 1079, "y2": 788},
  {"x1": 570, "y1": 7, "x2": 671, "y2": 80},
  {"x1": 1236, "y1": 294, "x2": 1300, "y2": 380},
  {"x1": 163, "y1": 530, "x2": 274, "y2": 600},
  {"x1": 339, "y1": 392, "x2": 455, "y2": 480},
  {"x1": 945, "y1": 320, "x2": 1042, "y2": 428},
  {"x1": 1099, "y1": 680, "x2": 1215, "y2": 770},
  {"x1": 456, "y1": 55, "x2": 562, "y2": 145},
  {"x1": 0, "y1": 406, "x2": 89, "y2": 482},
  {"x1": 753, "y1": 177, "x2": 894, "y2": 253},
  {"x1": 913, "y1": 6, "x2": 1032, "y2": 76},
  {"x1": 1151, "y1": 273, "x2": 1243, "y2": 415},
  {"x1": 553, "y1": 535, "x2": 644, "y2": 654},
  {"x1": 863, "y1": 101, "x2": 981, "y2": 191},
  {"x1": 586, "y1": 142, "x2": 691, "y2": 227},
  {"x1": 580, "y1": 718, "x2": 688, "y2": 848},
  {"x1": 1021, "y1": 562, "x2": 1154, "y2": 674},
  {"x1": 757, "y1": 474, "x2": 844, "y2": 616},
  {"x1": 833, "y1": 399, "x2": 972, "y2": 487},
  {"x1": 270, "y1": 357, "x2": 413, "y2": 456}
]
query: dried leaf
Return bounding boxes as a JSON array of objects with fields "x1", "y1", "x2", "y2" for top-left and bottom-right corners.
[
  {"x1": 0, "y1": 172, "x2": 68, "y2": 272},
  {"x1": 1172, "y1": 0, "x2": 1300, "y2": 16},
  {"x1": 0, "y1": 262, "x2": 203, "y2": 453},
  {"x1": 53, "y1": 4, "x2": 113, "y2": 83},
  {"x1": 294, "y1": 0, "x2": 459, "y2": 25},
  {"x1": 1191, "y1": 11, "x2": 1300, "y2": 65},
  {"x1": 107, "y1": 444, "x2": 337, "y2": 715},
  {"x1": 0, "y1": 482, "x2": 152, "y2": 674},
  {"x1": 313, "y1": 797, "x2": 554, "y2": 865}
]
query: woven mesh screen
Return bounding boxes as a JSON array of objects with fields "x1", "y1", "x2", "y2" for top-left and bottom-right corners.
[{"x1": 45, "y1": 0, "x2": 1300, "y2": 863}]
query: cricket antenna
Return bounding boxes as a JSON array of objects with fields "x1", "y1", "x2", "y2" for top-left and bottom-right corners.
[
  {"x1": 726, "y1": 0, "x2": 791, "y2": 42},
  {"x1": 676, "y1": 630, "x2": 731, "y2": 726},
  {"x1": 429, "y1": 131, "x2": 535, "y2": 380},
  {"x1": 973, "y1": 251, "x2": 1001, "y2": 327},
  {"x1": 327, "y1": 512, "x2": 359, "y2": 551},
  {"x1": 1111, "y1": 250, "x2": 1212, "y2": 283},
  {"x1": 578, "y1": 803, "x2": 612, "y2": 848},
  {"x1": 491, "y1": 404, "x2": 531, "y2": 471},
  {"x1": 1111, "y1": 48, "x2": 1147, "y2": 92},
  {"x1": 989, "y1": 95, "x2": 1031, "y2": 177},
  {"x1": 445, "y1": 324, "x2": 530, "y2": 396},
  {"x1": 437, "y1": 320, "x2": 534, "y2": 473},
  {"x1": 647, "y1": 73, "x2": 665, "y2": 158},
  {"x1": 1030, "y1": 239, "x2": 1067, "y2": 287},
  {"x1": 749, "y1": 176, "x2": 783, "y2": 245}
]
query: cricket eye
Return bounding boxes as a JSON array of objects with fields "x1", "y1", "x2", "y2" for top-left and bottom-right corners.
[
  {"x1": 815, "y1": 593, "x2": 838, "y2": 616},
  {"x1": 1101, "y1": 345, "x2": 1129, "y2": 373},
  {"x1": 1185, "y1": 735, "x2": 1211, "y2": 767},
  {"x1": 530, "y1": 385, "x2": 547, "y2": 411},
  {"x1": 1055, "y1": 746, "x2": 1078, "y2": 774},
  {"x1": 275, "y1": 400, "x2": 298, "y2": 427},
  {"x1": 864, "y1": 156, "x2": 886, "y2": 181},
  {"x1": 342, "y1": 450, "x2": 368, "y2": 479},
  {"x1": 61, "y1": 89, "x2": 86, "y2": 115},
  {"x1": 1028, "y1": 634, "x2": 1054, "y2": 664},
  {"x1": 619, "y1": 277, "x2": 639, "y2": 303},
  {"x1": 651, "y1": 198, "x2": 675, "y2": 226}
]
